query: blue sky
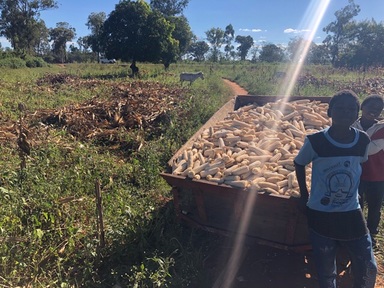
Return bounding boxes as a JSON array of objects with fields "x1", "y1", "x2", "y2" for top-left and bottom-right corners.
[
  {"x1": 184, "y1": 0, "x2": 384, "y2": 45},
  {"x1": 1, "y1": 0, "x2": 383, "y2": 49}
]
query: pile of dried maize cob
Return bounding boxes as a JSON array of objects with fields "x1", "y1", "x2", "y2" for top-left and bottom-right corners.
[{"x1": 171, "y1": 99, "x2": 330, "y2": 197}]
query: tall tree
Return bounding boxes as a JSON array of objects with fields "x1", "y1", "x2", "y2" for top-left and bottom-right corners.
[
  {"x1": 342, "y1": 20, "x2": 384, "y2": 68},
  {"x1": 307, "y1": 44, "x2": 331, "y2": 65},
  {"x1": 142, "y1": 10, "x2": 178, "y2": 69},
  {"x1": 322, "y1": 0, "x2": 360, "y2": 66},
  {"x1": 249, "y1": 46, "x2": 260, "y2": 63},
  {"x1": 224, "y1": 24, "x2": 235, "y2": 60},
  {"x1": 167, "y1": 15, "x2": 193, "y2": 59},
  {"x1": 101, "y1": 0, "x2": 178, "y2": 69},
  {"x1": 50, "y1": 22, "x2": 76, "y2": 63},
  {"x1": 205, "y1": 27, "x2": 225, "y2": 62},
  {"x1": 150, "y1": 0, "x2": 193, "y2": 60},
  {"x1": 150, "y1": 0, "x2": 189, "y2": 16},
  {"x1": 287, "y1": 37, "x2": 307, "y2": 62},
  {"x1": 77, "y1": 36, "x2": 90, "y2": 52},
  {"x1": 259, "y1": 44, "x2": 285, "y2": 62},
  {"x1": 86, "y1": 12, "x2": 106, "y2": 61},
  {"x1": 287, "y1": 36, "x2": 320, "y2": 63},
  {"x1": 34, "y1": 20, "x2": 50, "y2": 56},
  {"x1": 0, "y1": 0, "x2": 57, "y2": 54},
  {"x1": 187, "y1": 40, "x2": 209, "y2": 61},
  {"x1": 235, "y1": 35, "x2": 253, "y2": 60}
]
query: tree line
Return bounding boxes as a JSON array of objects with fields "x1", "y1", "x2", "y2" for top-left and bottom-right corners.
[{"x1": 0, "y1": 0, "x2": 383, "y2": 69}]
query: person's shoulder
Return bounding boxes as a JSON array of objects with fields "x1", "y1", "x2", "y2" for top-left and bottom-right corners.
[
  {"x1": 351, "y1": 119, "x2": 362, "y2": 130},
  {"x1": 354, "y1": 127, "x2": 368, "y2": 136},
  {"x1": 307, "y1": 128, "x2": 327, "y2": 140},
  {"x1": 354, "y1": 127, "x2": 370, "y2": 144},
  {"x1": 310, "y1": 128, "x2": 327, "y2": 136},
  {"x1": 374, "y1": 120, "x2": 384, "y2": 128}
]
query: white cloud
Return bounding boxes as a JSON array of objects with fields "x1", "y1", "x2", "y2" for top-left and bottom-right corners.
[
  {"x1": 239, "y1": 28, "x2": 263, "y2": 33},
  {"x1": 284, "y1": 28, "x2": 311, "y2": 34}
]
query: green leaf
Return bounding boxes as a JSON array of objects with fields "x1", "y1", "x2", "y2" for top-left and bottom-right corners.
[{"x1": 35, "y1": 228, "x2": 44, "y2": 240}]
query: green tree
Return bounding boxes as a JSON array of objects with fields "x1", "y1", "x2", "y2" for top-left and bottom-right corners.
[
  {"x1": 341, "y1": 20, "x2": 384, "y2": 68},
  {"x1": 187, "y1": 40, "x2": 209, "y2": 61},
  {"x1": 143, "y1": 10, "x2": 178, "y2": 69},
  {"x1": 101, "y1": 0, "x2": 178, "y2": 69},
  {"x1": 287, "y1": 36, "x2": 322, "y2": 64},
  {"x1": 249, "y1": 46, "x2": 259, "y2": 62},
  {"x1": 150, "y1": 0, "x2": 189, "y2": 16},
  {"x1": 77, "y1": 36, "x2": 90, "y2": 52},
  {"x1": 235, "y1": 35, "x2": 253, "y2": 60},
  {"x1": 205, "y1": 27, "x2": 225, "y2": 62},
  {"x1": 307, "y1": 44, "x2": 331, "y2": 65},
  {"x1": 150, "y1": 0, "x2": 193, "y2": 61},
  {"x1": 34, "y1": 20, "x2": 50, "y2": 56},
  {"x1": 86, "y1": 12, "x2": 106, "y2": 62},
  {"x1": 50, "y1": 22, "x2": 76, "y2": 63},
  {"x1": 259, "y1": 44, "x2": 285, "y2": 62},
  {"x1": 287, "y1": 37, "x2": 307, "y2": 62},
  {"x1": 168, "y1": 15, "x2": 193, "y2": 59},
  {"x1": 323, "y1": 0, "x2": 360, "y2": 66},
  {"x1": 224, "y1": 24, "x2": 235, "y2": 60},
  {"x1": 0, "y1": 0, "x2": 57, "y2": 55}
]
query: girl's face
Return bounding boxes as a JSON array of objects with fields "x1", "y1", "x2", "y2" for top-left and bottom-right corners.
[{"x1": 361, "y1": 100, "x2": 383, "y2": 121}]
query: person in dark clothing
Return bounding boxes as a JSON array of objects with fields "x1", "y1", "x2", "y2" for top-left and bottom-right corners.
[
  {"x1": 294, "y1": 90, "x2": 377, "y2": 288},
  {"x1": 130, "y1": 61, "x2": 139, "y2": 78},
  {"x1": 352, "y1": 94, "x2": 384, "y2": 248}
]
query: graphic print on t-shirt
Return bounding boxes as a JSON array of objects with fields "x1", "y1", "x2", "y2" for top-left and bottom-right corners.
[{"x1": 322, "y1": 161, "x2": 353, "y2": 206}]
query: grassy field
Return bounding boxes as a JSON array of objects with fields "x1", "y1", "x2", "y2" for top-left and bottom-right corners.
[{"x1": 0, "y1": 62, "x2": 383, "y2": 287}]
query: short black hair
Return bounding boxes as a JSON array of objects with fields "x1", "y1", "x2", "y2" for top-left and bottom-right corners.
[
  {"x1": 361, "y1": 94, "x2": 384, "y2": 110},
  {"x1": 328, "y1": 90, "x2": 360, "y2": 117}
]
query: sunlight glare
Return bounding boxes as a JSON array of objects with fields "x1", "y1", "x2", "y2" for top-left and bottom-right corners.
[
  {"x1": 279, "y1": 0, "x2": 331, "y2": 98},
  {"x1": 216, "y1": 2, "x2": 331, "y2": 287}
]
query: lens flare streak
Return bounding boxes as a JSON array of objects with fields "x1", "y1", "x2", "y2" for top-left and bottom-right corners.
[{"x1": 215, "y1": 1, "x2": 331, "y2": 286}]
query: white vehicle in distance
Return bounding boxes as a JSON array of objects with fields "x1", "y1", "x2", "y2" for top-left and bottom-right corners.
[{"x1": 99, "y1": 58, "x2": 116, "y2": 64}]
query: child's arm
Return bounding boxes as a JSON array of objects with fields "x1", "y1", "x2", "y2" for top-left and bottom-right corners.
[
  {"x1": 294, "y1": 162, "x2": 309, "y2": 213},
  {"x1": 368, "y1": 125, "x2": 384, "y2": 155},
  {"x1": 367, "y1": 139, "x2": 384, "y2": 155},
  {"x1": 293, "y1": 137, "x2": 313, "y2": 211},
  {"x1": 294, "y1": 162, "x2": 309, "y2": 200}
]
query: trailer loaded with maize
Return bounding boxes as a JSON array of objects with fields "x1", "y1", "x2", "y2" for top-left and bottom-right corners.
[{"x1": 161, "y1": 95, "x2": 331, "y2": 251}]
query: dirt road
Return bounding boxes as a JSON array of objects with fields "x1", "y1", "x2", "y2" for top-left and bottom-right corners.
[{"x1": 223, "y1": 78, "x2": 248, "y2": 97}]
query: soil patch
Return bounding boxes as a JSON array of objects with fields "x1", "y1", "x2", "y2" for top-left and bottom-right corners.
[{"x1": 223, "y1": 78, "x2": 248, "y2": 97}]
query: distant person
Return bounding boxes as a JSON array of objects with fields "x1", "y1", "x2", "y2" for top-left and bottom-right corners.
[
  {"x1": 130, "y1": 61, "x2": 139, "y2": 78},
  {"x1": 352, "y1": 94, "x2": 384, "y2": 248},
  {"x1": 294, "y1": 90, "x2": 377, "y2": 288}
]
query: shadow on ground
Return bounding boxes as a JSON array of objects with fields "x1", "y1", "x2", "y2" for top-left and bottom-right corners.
[{"x1": 200, "y1": 240, "x2": 353, "y2": 288}]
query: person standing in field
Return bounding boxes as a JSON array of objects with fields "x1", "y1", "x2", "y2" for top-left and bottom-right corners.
[
  {"x1": 294, "y1": 90, "x2": 377, "y2": 288},
  {"x1": 351, "y1": 94, "x2": 384, "y2": 248}
]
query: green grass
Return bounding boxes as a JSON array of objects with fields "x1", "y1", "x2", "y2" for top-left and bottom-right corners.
[{"x1": 0, "y1": 62, "x2": 383, "y2": 287}]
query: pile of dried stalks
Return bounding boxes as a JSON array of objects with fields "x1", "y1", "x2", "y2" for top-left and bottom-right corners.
[{"x1": 0, "y1": 76, "x2": 188, "y2": 155}]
